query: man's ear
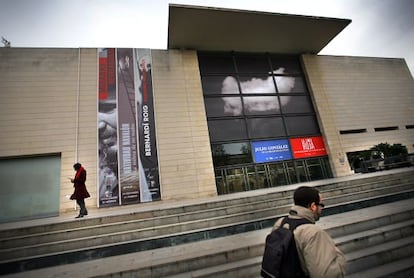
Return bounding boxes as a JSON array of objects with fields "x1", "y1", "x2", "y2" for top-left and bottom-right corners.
[{"x1": 309, "y1": 202, "x2": 317, "y2": 212}]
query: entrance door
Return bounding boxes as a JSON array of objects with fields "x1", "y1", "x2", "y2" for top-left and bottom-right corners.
[{"x1": 225, "y1": 167, "x2": 247, "y2": 193}]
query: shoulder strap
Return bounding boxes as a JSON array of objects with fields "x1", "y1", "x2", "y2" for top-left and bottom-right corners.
[{"x1": 281, "y1": 217, "x2": 312, "y2": 231}]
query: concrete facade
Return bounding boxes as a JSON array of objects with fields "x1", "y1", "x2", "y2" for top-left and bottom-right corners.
[
  {"x1": 0, "y1": 48, "x2": 98, "y2": 213},
  {"x1": 302, "y1": 55, "x2": 414, "y2": 176},
  {"x1": 151, "y1": 50, "x2": 216, "y2": 200},
  {"x1": 0, "y1": 48, "x2": 217, "y2": 214},
  {"x1": 1, "y1": 48, "x2": 413, "y2": 215}
]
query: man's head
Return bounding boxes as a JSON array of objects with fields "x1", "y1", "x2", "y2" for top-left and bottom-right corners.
[
  {"x1": 73, "y1": 163, "x2": 82, "y2": 171},
  {"x1": 294, "y1": 186, "x2": 324, "y2": 221}
]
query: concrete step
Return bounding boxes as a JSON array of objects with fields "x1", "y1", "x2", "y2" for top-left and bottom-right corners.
[
  {"x1": 164, "y1": 209, "x2": 414, "y2": 278},
  {"x1": 1, "y1": 168, "x2": 413, "y2": 242},
  {"x1": 165, "y1": 257, "x2": 262, "y2": 278},
  {"x1": 345, "y1": 257, "x2": 414, "y2": 278},
  {"x1": 345, "y1": 235, "x2": 414, "y2": 274},
  {"x1": 0, "y1": 171, "x2": 413, "y2": 275},
  {"x1": 2, "y1": 174, "x2": 412, "y2": 247},
  {"x1": 166, "y1": 235, "x2": 414, "y2": 278},
  {"x1": 1, "y1": 182, "x2": 412, "y2": 263},
  {"x1": 157, "y1": 220, "x2": 414, "y2": 278},
  {"x1": 1, "y1": 175, "x2": 405, "y2": 246},
  {"x1": 335, "y1": 219, "x2": 414, "y2": 254},
  {"x1": 3, "y1": 199, "x2": 413, "y2": 278}
]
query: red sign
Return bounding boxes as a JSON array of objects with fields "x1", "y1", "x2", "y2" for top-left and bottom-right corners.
[{"x1": 290, "y1": 136, "x2": 327, "y2": 159}]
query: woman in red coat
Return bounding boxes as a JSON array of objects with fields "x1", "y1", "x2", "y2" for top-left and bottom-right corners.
[{"x1": 70, "y1": 163, "x2": 90, "y2": 218}]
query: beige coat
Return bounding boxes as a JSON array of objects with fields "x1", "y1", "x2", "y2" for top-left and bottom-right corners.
[{"x1": 273, "y1": 205, "x2": 346, "y2": 278}]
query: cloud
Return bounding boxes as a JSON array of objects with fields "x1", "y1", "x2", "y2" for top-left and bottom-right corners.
[{"x1": 221, "y1": 68, "x2": 295, "y2": 116}]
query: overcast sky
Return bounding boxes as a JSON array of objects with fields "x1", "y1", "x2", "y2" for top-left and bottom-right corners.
[{"x1": 1, "y1": 0, "x2": 413, "y2": 75}]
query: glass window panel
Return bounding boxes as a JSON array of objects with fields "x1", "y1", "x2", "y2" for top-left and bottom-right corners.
[
  {"x1": 285, "y1": 161, "x2": 298, "y2": 184},
  {"x1": 198, "y1": 54, "x2": 235, "y2": 74},
  {"x1": 215, "y1": 169, "x2": 227, "y2": 194},
  {"x1": 281, "y1": 96, "x2": 314, "y2": 114},
  {"x1": 245, "y1": 166, "x2": 256, "y2": 190},
  {"x1": 212, "y1": 142, "x2": 252, "y2": 166},
  {"x1": 239, "y1": 75, "x2": 276, "y2": 94},
  {"x1": 202, "y1": 76, "x2": 238, "y2": 95},
  {"x1": 290, "y1": 77, "x2": 308, "y2": 93},
  {"x1": 321, "y1": 157, "x2": 333, "y2": 178},
  {"x1": 247, "y1": 117, "x2": 286, "y2": 139},
  {"x1": 270, "y1": 56, "x2": 302, "y2": 74},
  {"x1": 254, "y1": 165, "x2": 269, "y2": 189},
  {"x1": 274, "y1": 75, "x2": 297, "y2": 93},
  {"x1": 295, "y1": 160, "x2": 309, "y2": 182},
  {"x1": 235, "y1": 55, "x2": 271, "y2": 73},
  {"x1": 221, "y1": 76, "x2": 241, "y2": 95},
  {"x1": 242, "y1": 96, "x2": 280, "y2": 115},
  {"x1": 285, "y1": 116, "x2": 320, "y2": 136},
  {"x1": 225, "y1": 168, "x2": 247, "y2": 193},
  {"x1": 267, "y1": 163, "x2": 288, "y2": 186},
  {"x1": 306, "y1": 158, "x2": 324, "y2": 181},
  {"x1": 205, "y1": 97, "x2": 242, "y2": 117},
  {"x1": 208, "y1": 119, "x2": 248, "y2": 141}
]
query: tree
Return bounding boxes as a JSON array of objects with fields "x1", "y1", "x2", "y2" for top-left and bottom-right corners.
[{"x1": 369, "y1": 142, "x2": 408, "y2": 157}]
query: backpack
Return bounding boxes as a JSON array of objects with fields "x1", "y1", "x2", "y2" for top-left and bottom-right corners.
[{"x1": 261, "y1": 217, "x2": 311, "y2": 278}]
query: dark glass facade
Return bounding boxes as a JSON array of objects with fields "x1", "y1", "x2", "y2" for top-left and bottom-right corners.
[{"x1": 199, "y1": 52, "x2": 333, "y2": 194}]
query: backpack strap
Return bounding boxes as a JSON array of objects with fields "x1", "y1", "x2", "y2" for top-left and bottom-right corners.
[{"x1": 281, "y1": 217, "x2": 312, "y2": 231}]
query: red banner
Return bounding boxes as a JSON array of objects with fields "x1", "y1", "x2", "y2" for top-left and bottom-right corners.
[
  {"x1": 290, "y1": 136, "x2": 327, "y2": 159},
  {"x1": 98, "y1": 57, "x2": 108, "y2": 100}
]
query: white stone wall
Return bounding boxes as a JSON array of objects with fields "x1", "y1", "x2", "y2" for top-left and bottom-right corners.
[
  {"x1": 302, "y1": 55, "x2": 414, "y2": 176},
  {"x1": 0, "y1": 48, "x2": 218, "y2": 214},
  {"x1": 0, "y1": 48, "x2": 98, "y2": 213},
  {"x1": 151, "y1": 50, "x2": 217, "y2": 200}
]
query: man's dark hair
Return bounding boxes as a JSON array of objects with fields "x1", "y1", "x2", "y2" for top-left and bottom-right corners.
[
  {"x1": 293, "y1": 186, "x2": 320, "y2": 208},
  {"x1": 73, "y1": 163, "x2": 82, "y2": 170}
]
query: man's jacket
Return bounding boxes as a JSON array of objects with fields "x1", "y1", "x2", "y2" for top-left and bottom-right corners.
[{"x1": 273, "y1": 205, "x2": 346, "y2": 278}]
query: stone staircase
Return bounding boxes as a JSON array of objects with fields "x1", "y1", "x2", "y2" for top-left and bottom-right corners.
[{"x1": 0, "y1": 168, "x2": 413, "y2": 277}]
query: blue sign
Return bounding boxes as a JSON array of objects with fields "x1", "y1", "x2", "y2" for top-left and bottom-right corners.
[{"x1": 252, "y1": 139, "x2": 292, "y2": 163}]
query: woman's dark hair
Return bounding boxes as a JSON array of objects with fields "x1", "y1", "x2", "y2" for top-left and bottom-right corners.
[
  {"x1": 73, "y1": 163, "x2": 82, "y2": 170},
  {"x1": 293, "y1": 186, "x2": 320, "y2": 208}
]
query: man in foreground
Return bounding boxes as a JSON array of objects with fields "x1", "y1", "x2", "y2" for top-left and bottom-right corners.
[{"x1": 273, "y1": 186, "x2": 346, "y2": 278}]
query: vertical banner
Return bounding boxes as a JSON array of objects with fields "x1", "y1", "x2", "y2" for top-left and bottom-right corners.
[
  {"x1": 98, "y1": 48, "x2": 120, "y2": 207},
  {"x1": 98, "y1": 48, "x2": 160, "y2": 206},
  {"x1": 135, "y1": 49, "x2": 161, "y2": 201},
  {"x1": 117, "y1": 48, "x2": 140, "y2": 204}
]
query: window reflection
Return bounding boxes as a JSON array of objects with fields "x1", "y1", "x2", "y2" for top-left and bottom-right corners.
[
  {"x1": 270, "y1": 56, "x2": 302, "y2": 74},
  {"x1": 237, "y1": 75, "x2": 276, "y2": 94},
  {"x1": 199, "y1": 52, "x2": 331, "y2": 195},
  {"x1": 274, "y1": 74, "x2": 296, "y2": 93},
  {"x1": 205, "y1": 97, "x2": 242, "y2": 117},
  {"x1": 236, "y1": 55, "x2": 270, "y2": 73},
  {"x1": 289, "y1": 77, "x2": 307, "y2": 93},
  {"x1": 281, "y1": 96, "x2": 314, "y2": 114},
  {"x1": 242, "y1": 96, "x2": 280, "y2": 115},
  {"x1": 212, "y1": 142, "x2": 252, "y2": 166},
  {"x1": 247, "y1": 118, "x2": 285, "y2": 139},
  {"x1": 267, "y1": 163, "x2": 288, "y2": 186},
  {"x1": 208, "y1": 119, "x2": 247, "y2": 141},
  {"x1": 198, "y1": 55, "x2": 235, "y2": 74},
  {"x1": 285, "y1": 116, "x2": 319, "y2": 136},
  {"x1": 202, "y1": 76, "x2": 236, "y2": 95}
]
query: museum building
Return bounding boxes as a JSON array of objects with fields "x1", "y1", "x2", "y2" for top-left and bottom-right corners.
[{"x1": 1, "y1": 4, "x2": 413, "y2": 222}]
